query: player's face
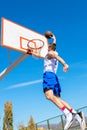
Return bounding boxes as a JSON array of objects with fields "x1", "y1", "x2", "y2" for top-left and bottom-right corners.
[{"x1": 48, "y1": 46, "x2": 52, "y2": 51}]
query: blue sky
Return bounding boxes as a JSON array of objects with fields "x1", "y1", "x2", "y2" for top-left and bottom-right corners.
[{"x1": 0, "y1": 0, "x2": 87, "y2": 129}]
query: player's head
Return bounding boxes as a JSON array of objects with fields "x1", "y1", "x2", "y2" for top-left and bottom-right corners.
[{"x1": 48, "y1": 43, "x2": 56, "y2": 51}]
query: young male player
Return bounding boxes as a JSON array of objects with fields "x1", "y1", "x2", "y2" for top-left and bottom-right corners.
[{"x1": 27, "y1": 31, "x2": 86, "y2": 130}]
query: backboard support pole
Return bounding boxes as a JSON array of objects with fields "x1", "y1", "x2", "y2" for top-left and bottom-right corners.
[{"x1": 0, "y1": 53, "x2": 29, "y2": 80}]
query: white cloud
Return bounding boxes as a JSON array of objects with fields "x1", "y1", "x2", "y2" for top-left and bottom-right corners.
[
  {"x1": 5, "y1": 76, "x2": 64, "y2": 90},
  {"x1": 5, "y1": 79, "x2": 42, "y2": 90}
]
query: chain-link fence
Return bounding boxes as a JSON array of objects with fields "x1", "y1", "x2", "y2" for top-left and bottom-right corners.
[{"x1": 36, "y1": 106, "x2": 87, "y2": 130}]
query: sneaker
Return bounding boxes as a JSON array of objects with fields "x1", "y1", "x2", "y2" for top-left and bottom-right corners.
[
  {"x1": 64, "y1": 113, "x2": 74, "y2": 130},
  {"x1": 75, "y1": 111, "x2": 86, "y2": 130}
]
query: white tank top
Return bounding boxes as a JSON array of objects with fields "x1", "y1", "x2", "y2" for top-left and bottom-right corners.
[{"x1": 44, "y1": 51, "x2": 58, "y2": 73}]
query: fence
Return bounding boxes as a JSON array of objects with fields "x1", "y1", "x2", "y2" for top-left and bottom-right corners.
[{"x1": 36, "y1": 106, "x2": 87, "y2": 130}]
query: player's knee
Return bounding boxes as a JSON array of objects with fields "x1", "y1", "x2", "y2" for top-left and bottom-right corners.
[
  {"x1": 45, "y1": 93, "x2": 53, "y2": 100},
  {"x1": 44, "y1": 89, "x2": 54, "y2": 100}
]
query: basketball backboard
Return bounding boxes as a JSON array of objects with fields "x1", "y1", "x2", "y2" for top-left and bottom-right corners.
[
  {"x1": 1, "y1": 18, "x2": 48, "y2": 57},
  {"x1": 0, "y1": 18, "x2": 48, "y2": 79}
]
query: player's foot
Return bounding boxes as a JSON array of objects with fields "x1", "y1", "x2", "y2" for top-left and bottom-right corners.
[
  {"x1": 75, "y1": 111, "x2": 86, "y2": 130},
  {"x1": 64, "y1": 113, "x2": 74, "y2": 130}
]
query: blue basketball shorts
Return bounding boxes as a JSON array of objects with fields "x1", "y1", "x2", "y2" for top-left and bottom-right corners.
[{"x1": 43, "y1": 72, "x2": 61, "y2": 96}]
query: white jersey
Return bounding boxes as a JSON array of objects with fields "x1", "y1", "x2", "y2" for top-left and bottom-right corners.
[{"x1": 44, "y1": 51, "x2": 58, "y2": 74}]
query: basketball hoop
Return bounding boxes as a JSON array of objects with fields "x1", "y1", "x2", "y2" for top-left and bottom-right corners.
[
  {"x1": 27, "y1": 39, "x2": 44, "y2": 56},
  {"x1": 0, "y1": 18, "x2": 48, "y2": 79}
]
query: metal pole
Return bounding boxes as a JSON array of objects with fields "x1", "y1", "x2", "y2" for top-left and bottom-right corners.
[
  {"x1": 47, "y1": 119, "x2": 50, "y2": 130},
  {"x1": 0, "y1": 53, "x2": 29, "y2": 80},
  {"x1": 60, "y1": 115, "x2": 64, "y2": 130}
]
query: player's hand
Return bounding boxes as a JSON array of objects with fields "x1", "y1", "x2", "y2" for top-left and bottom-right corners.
[{"x1": 63, "y1": 63, "x2": 69, "y2": 72}]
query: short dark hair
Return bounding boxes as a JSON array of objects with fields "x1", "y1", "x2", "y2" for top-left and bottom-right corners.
[{"x1": 48, "y1": 43, "x2": 56, "y2": 51}]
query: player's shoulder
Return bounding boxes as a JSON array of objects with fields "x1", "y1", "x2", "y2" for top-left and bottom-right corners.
[
  {"x1": 48, "y1": 51, "x2": 58, "y2": 58},
  {"x1": 48, "y1": 50, "x2": 58, "y2": 55},
  {"x1": 54, "y1": 51, "x2": 58, "y2": 55}
]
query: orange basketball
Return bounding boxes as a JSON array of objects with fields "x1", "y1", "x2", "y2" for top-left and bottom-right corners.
[{"x1": 44, "y1": 31, "x2": 53, "y2": 39}]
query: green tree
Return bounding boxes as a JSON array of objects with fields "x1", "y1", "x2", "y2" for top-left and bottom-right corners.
[
  {"x1": 3, "y1": 101, "x2": 13, "y2": 130},
  {"x1": 18, "y1": 116, "x2": 35, "y2": 130},
  {"x1": 18, "y1": 124, "x2": 27, "y2": 130},
  {"x1": 28, "y1": 116, "x2": 35, "y2": 130}
]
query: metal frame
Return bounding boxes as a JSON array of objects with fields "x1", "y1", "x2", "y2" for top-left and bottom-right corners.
[{"x1": 0, "y1": 53, "x2": 28, "y2": 80}]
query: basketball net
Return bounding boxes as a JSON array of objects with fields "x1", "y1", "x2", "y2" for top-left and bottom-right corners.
[{"x1": 27, "y1": 39, "x2": 44, "y2": 58}]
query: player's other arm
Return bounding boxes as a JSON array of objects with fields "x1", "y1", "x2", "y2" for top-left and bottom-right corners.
[{"x1": 53, "y1": 53, "x2": 69, "y2": 72}]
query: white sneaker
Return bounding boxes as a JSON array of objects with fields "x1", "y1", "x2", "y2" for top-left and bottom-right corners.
[
  {"x1": 64, "y1": 113, "x2": 74, "y2": 130},
  {"x1": 75, "y1": 112, "x2": 86, "y2": 130}
]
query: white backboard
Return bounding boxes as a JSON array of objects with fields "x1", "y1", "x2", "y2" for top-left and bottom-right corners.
[{"x1": 1, "y1": 18, "x2": 48, "y2": 57}]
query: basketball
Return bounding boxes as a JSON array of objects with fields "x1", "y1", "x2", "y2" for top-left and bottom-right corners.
[{"x1": 44, "y1": 31, "x2": 53, "y2": 39}]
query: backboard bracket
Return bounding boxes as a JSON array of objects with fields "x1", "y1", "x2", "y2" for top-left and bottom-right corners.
[{"x1": 0, "y1": 53, "x2": 28, "y2": 80}]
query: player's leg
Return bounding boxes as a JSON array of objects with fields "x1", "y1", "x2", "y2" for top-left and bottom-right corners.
[
  {"x1": 45, "y1": 89, "x2": 64, "y2": 108},
  {"x1": 43, "y1": 72, "x2": 74, "y2": 129},
  {"x1": 59, "y1": 99, "x2": 86, "y2": 129},
  {"x1": 75, "y1": 111, "x2": 86, "y2": 130},
  {"x1": 44, "y1": 89, "x2": 74, "y2": 130},
  {"x1": 59, "y1": 98, "x2": 77, "y2": 113},
  {"x1": 59, "y1": 98, "x2": 86, "y2": 129}
]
